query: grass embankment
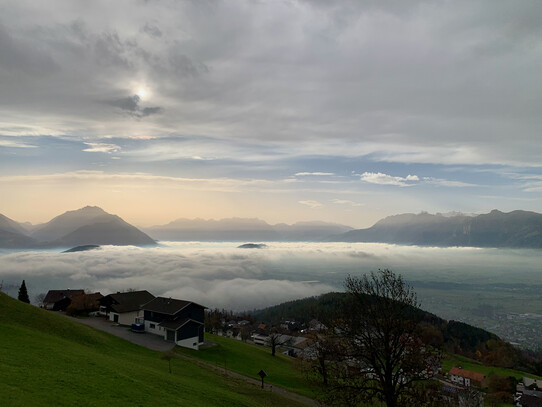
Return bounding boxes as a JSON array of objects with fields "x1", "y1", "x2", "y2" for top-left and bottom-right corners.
[
  {"x1": 442, "y1": 353, "x2": 542, "y2": 383},
  {"x1": 176, "y1": 333, "x2": 314, "y2": 398},
  {"x1": 0, "y1": 293, "x2": 306, "y2": 407}
]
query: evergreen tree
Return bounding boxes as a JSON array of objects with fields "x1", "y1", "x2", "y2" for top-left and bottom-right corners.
[{"x1": 18, "y1": 280, "x2": 30, "y2": 303}]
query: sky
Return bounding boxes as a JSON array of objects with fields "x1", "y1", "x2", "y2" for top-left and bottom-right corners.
[{"x1": 1, "y1": 0, "x2": 542, "y2": 228}]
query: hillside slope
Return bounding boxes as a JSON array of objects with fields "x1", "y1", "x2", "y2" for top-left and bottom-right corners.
[
  {"x1": 252, "y1": 292, "x2": 524, "y2": 363},
  {"x1": 0, "y1": 293, "x2": 304, "y2": 407},
  {"x1": 0, "y1": 213, "x2": 39, "y2": 248}
]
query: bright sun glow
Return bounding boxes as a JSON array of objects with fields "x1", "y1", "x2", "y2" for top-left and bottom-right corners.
[{"x1": 136, "y1": 88, "x2": 147, "y2": 99}]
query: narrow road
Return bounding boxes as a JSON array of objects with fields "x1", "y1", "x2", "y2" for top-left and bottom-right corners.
[{"x1": 67, "y1": 315, "x2": 319, "y2": 406}]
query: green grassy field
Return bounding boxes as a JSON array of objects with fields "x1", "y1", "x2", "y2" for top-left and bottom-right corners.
[
  {"x1": 176, "y1": 333, "x2": 314, "y2": 398},
  {"x1": 0, "y1": 293, "x2": 307, "y2": 407}
]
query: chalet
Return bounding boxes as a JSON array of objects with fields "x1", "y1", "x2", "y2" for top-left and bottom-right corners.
[
  {"x1": 309, "y1": 319, "x2": 326, "y2": 331},
  {"x1": 449, "y1": 367, "x2": 486, "y2": 388},
  {"x1": 99, "y1": 290, "x2": 155, "y2": 325},
  {"x1": 225, "y1": 327, "x2": 242, "y2": 340},
  {"x1": 143, "y1": 297, "x2": 206, "y2": 349},
  {"x1": 253, "y1": 333, "x2": 269, "y2": 346},
  {"x1": 276, "y1": 335, "x2": 311, "y2": 357},
  {"x1": 43, "y1": 289, "x2": 85, "y2": 311}
]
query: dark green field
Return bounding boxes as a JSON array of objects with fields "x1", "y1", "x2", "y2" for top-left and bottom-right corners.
[
  {"x1": 0, "y1": 293, "x2": 306, "y2": 407},
  {"x1": 177, "y1": 333, "x2": 314, "y2": 397}
]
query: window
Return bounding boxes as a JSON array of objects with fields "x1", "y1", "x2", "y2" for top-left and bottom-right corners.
[{"x1": 150, "y1": 323, "x2": 155, "y2": 329}]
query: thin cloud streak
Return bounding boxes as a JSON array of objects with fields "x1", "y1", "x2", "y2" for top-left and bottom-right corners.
[{"x1": 359, "y1": 172, "x2": 419, "y2": 187}]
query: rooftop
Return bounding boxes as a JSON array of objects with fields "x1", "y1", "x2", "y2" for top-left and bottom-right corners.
[
  {"x1": 449, "y1": 367, "x2": 486, "y2": 383},
  {"x1": 143, "y1": 296, "x2": 205, "y2": 315}
]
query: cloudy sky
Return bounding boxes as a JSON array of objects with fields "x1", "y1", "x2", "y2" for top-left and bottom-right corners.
[{"x1": 1, "y1": 0, "x2": 542, "y2": 227}]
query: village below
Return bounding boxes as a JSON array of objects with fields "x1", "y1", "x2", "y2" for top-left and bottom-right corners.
[{"x1": 5, "y1": 271, "x2": 542, "y2": 407}]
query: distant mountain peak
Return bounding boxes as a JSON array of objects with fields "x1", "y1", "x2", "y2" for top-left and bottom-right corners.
[
  {"x1": 334, "y1": 209, "x2": 542, "y2": 248},
  {"x1": 12, "y1": 206, "x2": 156, "y2": 248},
  {"x1": 67, "y1": 205, "x2": 108, "y2": 215}
]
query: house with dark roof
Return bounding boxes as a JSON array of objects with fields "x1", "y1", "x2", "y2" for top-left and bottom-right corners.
[
  {"x1": 43, "y1": 289, "x2": 85, "y2": 311},
  {"x1": 99, "y1": 290, "x2": 155, "y2": 325},
  {"x1": 143, "y1": 297, "x2": 206, "y2": 349}
]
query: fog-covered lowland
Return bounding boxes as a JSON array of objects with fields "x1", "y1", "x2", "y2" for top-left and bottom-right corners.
[{"x1": 1, "y1": 242, "x2": 541, "y2": 347}]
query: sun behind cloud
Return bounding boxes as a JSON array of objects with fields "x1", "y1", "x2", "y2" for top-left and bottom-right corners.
[{"x1": 136, "y1": 88, "x2": 147, "y2": 100}]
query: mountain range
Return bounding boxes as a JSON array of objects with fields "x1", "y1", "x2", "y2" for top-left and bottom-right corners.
[
  {"x1": 2, "y1": 207, "x2": 542, "y2": 249},
  {"x1": 333, "y1": 209, "x2": 542, "y2": 248},
  {"x1": 143, "y1": 218, "x2": 354, "y2": 242}
]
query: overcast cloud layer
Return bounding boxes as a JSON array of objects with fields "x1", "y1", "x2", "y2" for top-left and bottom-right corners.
[{"x1": 1, "y1": 1, "x2": 542, "y2": 225}]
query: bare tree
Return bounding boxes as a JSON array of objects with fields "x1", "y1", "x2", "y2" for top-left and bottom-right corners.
[
  {"x1": 268, "y1": 330, "x2": 291, "y2": 356},
  {"x1": 304, "y1": 329, "x2": 344, "y2": 386},
  {"x1": 240, "y1": 326, "x2": 252, "y2": 342},
  {"x1": 319, "y1": 269, "x2": 441, "y2": 407},
  {"x1": 34, "y1": 292, "x2": 46, "y2": 307}
]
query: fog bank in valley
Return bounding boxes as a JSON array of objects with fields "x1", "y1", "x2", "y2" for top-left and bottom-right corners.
[{"x1": 1, "y1": 242, "x2": 541, "y2": 311}]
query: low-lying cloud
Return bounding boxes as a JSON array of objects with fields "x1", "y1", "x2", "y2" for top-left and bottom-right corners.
[
  {"x1": 0, "y1": 245, "x2": 335, "y2": 311},
  {"x1": 2, "y1": 242, "x2": 542, "y2": 312}
]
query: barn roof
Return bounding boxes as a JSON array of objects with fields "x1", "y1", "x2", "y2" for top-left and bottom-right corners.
[
  {"x1": 105, "y1": 290, "x2": 155, "y2": 313},
  {"x1": 143, "y1": 297, "x2": 205, "y2": 315},
  {"x1": 43, "y1": 289, "x2": 84, "y2": 304}
]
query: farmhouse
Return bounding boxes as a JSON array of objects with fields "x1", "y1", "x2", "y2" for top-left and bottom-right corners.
[
  {"x1": 143, "y1": 297, "x2": 206, "y2": 349},
  {"x1": 99, "y1": 290, "x2": 155, "y2": 325},
  {"x1": 449, "y1": 367, "x2": 486, "y2": 388},
  {"x1": 43, "y1": 289, "x2": 85, "y2": 311}
]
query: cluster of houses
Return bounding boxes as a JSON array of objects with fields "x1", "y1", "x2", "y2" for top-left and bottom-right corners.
[
  {"x1": 42, "y1": 289, "x2": 205, "y2": 349},
  {"x1": 211, "y1": 318, "x2": 326, "y2": 358},
  {"x1": 446, "y1": 366, "x2": 542, "y2": 407}
]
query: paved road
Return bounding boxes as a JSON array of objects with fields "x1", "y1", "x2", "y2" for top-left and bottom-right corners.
[
  {"x1": 66, "y1": 315, "x2": 319, "y2": 406},
  {"x1": 65, "y1": 315, "x2": 175, "y2": 352}
]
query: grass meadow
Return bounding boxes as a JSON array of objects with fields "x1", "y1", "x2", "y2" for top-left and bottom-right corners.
[{"x1": 0, "y1": 293, "x2": 307, "y2": 407}]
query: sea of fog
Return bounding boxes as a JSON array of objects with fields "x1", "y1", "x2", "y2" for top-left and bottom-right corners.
[{"x1": 1, "y1": 242, "x2": 541, "y2": 314}]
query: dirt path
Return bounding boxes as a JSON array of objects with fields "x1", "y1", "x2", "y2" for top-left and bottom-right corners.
[
  {"x1": 173, "y1": 351, "x2": 319, "y2": 407},
  {"x1": 67, "y1": 315, "x2": 318, "y2": 406}
]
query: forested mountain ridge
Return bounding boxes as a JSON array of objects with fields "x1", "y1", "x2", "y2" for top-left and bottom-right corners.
[{"x1": 251, "y1": 292, "x2": 538, "y2": 373}]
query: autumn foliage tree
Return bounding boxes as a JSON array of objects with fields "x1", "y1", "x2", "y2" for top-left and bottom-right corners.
[{"x1": 65, "y1": 293, "x2": 100, "y2": 316}]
